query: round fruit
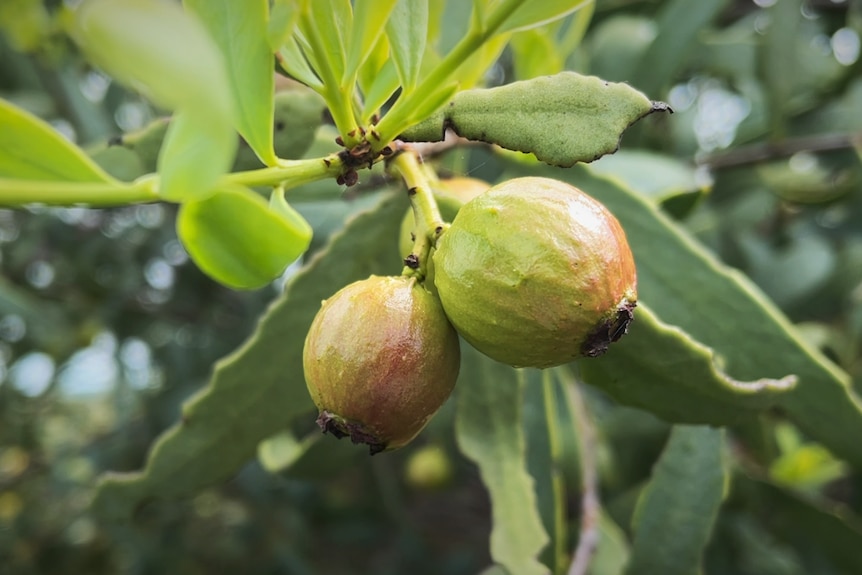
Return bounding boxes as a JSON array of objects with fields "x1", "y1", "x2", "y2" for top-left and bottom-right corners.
[
  {"x1": 404, "y1": 444, "x2": 453, "y2": 491},
  {"x1": 398, "y1": 177, "x2": 490, "y2": 259},
  {"x1": 433, "y1": 177, "x2": 636, "y2": 368},
  {"x1": 303, "y1": 275, "x2": 460, "y2": 454}
]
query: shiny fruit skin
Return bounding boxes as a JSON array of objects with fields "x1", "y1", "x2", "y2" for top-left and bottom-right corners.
[
  {"x1": 303, "y1": 275, "x2": 460, "y2": 454},
  {"x1": 433, "y1": 177, "x2": 636, "y2": 369}
]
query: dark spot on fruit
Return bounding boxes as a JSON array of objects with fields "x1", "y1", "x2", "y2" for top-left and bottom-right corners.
[
  {"x1": 407, "y1": 187, "x2": 417, "y2": 196},
  {"x1": 404, "y1": 254, "x2": 420, "y2": 269},
  {"x1": 348, "y1": 129, "x2": 356, "y2": 137},
  {"x1": 335, "y1": 136, "x2": 345, "y2": 146},
  {"x1": 581, "y1": 300, "x2": 636, "y2": 358},
  {"x1": 435, "y1": 226, "x2": 443, "y2": 234},
  {"x1": 336, "y1": 174, "x2": 345, "y2": 186},
  {"x1": 323, "y1": 158, "x2": 331, "y2": 167},
  {"x1": 317, "y1": 411, "x2": 348, "y2": 438},
  {"x1": 381, "y1": 145, "x2": 393, "y2": 156},
  {"x1": 316, "y1": 411, "x2": 386, "y2": 455}
]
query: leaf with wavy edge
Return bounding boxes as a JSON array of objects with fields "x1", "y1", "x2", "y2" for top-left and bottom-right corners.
[
  {"x1": 456, "y1": 345, "x2": 550, "y2": 575},
  {"x1": 92, "y1": 190, "x2": 404, "y2": 520},
  {"x1": 400, "y1": 72, "x2": 669, "y2": 167},
  {"x1": 580, "y1": 303, "x2": 796, "y2": 425}
]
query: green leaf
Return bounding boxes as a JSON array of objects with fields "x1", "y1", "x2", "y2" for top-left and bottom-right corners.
[
  {"x1": 734, "y1": 473, "x2": 862, "y2": 574},
  {"x1": 510, "y1": 29, "x2": 564, "y2": 81},
  {"x1": 0, "y1": 98, "x2": 116, "y2": 182},
  {"x1": 557, "y1": 0, "x2": 595, "y2": 56},
  {"x1": 300, "y1": 0, "x2": 351, "y2": 82},
  {"x1": 0, "y1": 0, "x2": 50, "y2": 52},
  {"x1": 506, "y1": 162, "x2": 862, "y2": 468},
  {"x1": 92, "y1": 190, "x2": 405, "y2": 519},
  {"x1": 73, "y1": 0, "x2": 236, "y2": 201},
  {"x1": 455, "y1": 345, "x2": 549, "y2": 575},
  {"x1": 403, "y1": 82, "x2": 460, "y2": 129},
  {"x1": 401, "y1": 72, "x2": 668, "y2": 167},
  {"x1": 269, "y1": 187, "x2": 313, "y2": 233},
  {"x1": 87, "y1": 145, "x2": 146, "y2": 182},
  {"x1": 591, "y1": 512, "x2": 631, "y2": 575},
  {"x1": 579, "y1": 304, "x2": 795, "y2": 425},
  {"x1": 186, "y1": 0, "x2": 277, "y2": 166},
  {"x1": 770, "y1": 443, "x2": 848, "y2": 490},
  {"x1": 268, "y1": 0, "x2": 307, "y2": 52},
  {"x1": 257, "y1": 430, "x2": 319, "y2": 473},
  {"x1": 450, "y1": 33, "x2": 510, "y2": 89},
  {"x1": 344, "y1": 0, "x2": 399, "y2": 85},
  {"x1": 587, "y1": 16, "x2": 657, "y2": 85},
  {"x1": 493, "y1": 0, "x2": 591, "y2": 34},
  {"x1": 360, "y1": 58, "x2": 401, "y2": 121},
  {"x1": 588, "y1": 150, "x2": 707, "y2": 205},
  {"x1": 385, "y1": 0, "x2": 429, "y2": 91},
  {"x1": 630, "y1": 0, "x2": 728, "y2": 97},
  {"x1": 624, "y1": 425, "x2": 728, "y2": 575},
  {"x1": 277, "y1": 38, "x2": 324, "y2": 90},
  {"x1": 73, "y1": 0, "x2": 232, "y2": 117},
  {"x1": 176, "y1": 184, "x2": 311, "y2": 289},
  {"x1": 157, "y1": 109, "x2": 236, "y2": 201},
  {"x1": 106, "y1": 117, "x2": 171, "y2": 174},
  {"x1": 271, "y1": 89, "x2": 327, "y2": 160},
  {"x1": 258, "y1": 428, "x2": 366, "y2": 479},
  {"x1": 522, "y1": 370, "x2": 567, "y2": 575}
]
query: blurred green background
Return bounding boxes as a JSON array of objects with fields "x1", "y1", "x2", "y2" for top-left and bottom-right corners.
[{"x1": 1, "y1": 0, "x2": 861, "y2": 573}]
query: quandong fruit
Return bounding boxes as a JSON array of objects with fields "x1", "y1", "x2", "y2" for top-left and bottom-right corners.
[
  {"x1": 432, "y1": 176, "x2": 637, "y2": 369},
  {"x1": 303, "y1": 275, "x2": 460, "y2": 454}
]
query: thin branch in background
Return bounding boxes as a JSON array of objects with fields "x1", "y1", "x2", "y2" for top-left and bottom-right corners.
[
  {"x1": 403, "y1": 129, "x2": 483, "y2": 160},
  {"x1": 698, "y1": 131, "x2": 861, "y2": 170},
  {"x1": 564, "y1": 372, "x2": 601, "y2": 575}
]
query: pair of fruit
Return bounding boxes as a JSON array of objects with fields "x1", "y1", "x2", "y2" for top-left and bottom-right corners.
[{"x1": 303, "y1": 177, "x2": 637, "y2": 453}]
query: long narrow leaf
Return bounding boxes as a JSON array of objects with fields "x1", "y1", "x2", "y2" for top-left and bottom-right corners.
[
  {"x1": 494, "y1": 0, "x2": 591, "y2": 35},
  {"x1": 456, "y1": 345, "x2": 549, "y2": 575},
  {"x1": 523, "y1": 370, "x2": 568, "y2": 574},
  {"x1": 186, "y1": 0, "x2": 277, "y2": 165},
  {"x1": 344, "y1": 0, "x2": 399, "y2": 85},
  {"x1": 386, "y1": 0, "x2": 429, "y2": 91},
  {"x1": 624, "y1": 425, "x2": 727, "y2": 575},
  {"x1": 0, "y1": 99, "x2": 116, "y2": 183}
]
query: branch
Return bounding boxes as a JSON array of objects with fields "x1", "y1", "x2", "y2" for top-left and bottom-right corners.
[
  {"x1": 565, "y1": 375, "x2": 601, "y2": 575},
  {"x1": 698, "y1": 132, "x2": 861, "y2": 170}
]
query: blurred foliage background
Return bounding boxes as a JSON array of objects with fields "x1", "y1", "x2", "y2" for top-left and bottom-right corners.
[{"x1": 1, "y1": 0, "x2": 861, "y2": 573}]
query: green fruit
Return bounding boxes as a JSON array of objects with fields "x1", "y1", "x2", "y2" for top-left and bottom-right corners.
[
  {"x1": 433, "y1": 177, "x2": 637, "y2": 369},
  {"x1": 398, "y1": 177, "x2": 491, "y2": 259},
  {"x1": 404, "y1": 444, "x2": 454, "y2": 491},
  {"x1": 303, "y1": 275, "x2": 461, "y2": 454}
]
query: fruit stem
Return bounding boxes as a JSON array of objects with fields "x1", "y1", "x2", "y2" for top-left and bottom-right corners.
[{"x1": 388, "y1": 146, "x2": 447, "y2": 281}]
